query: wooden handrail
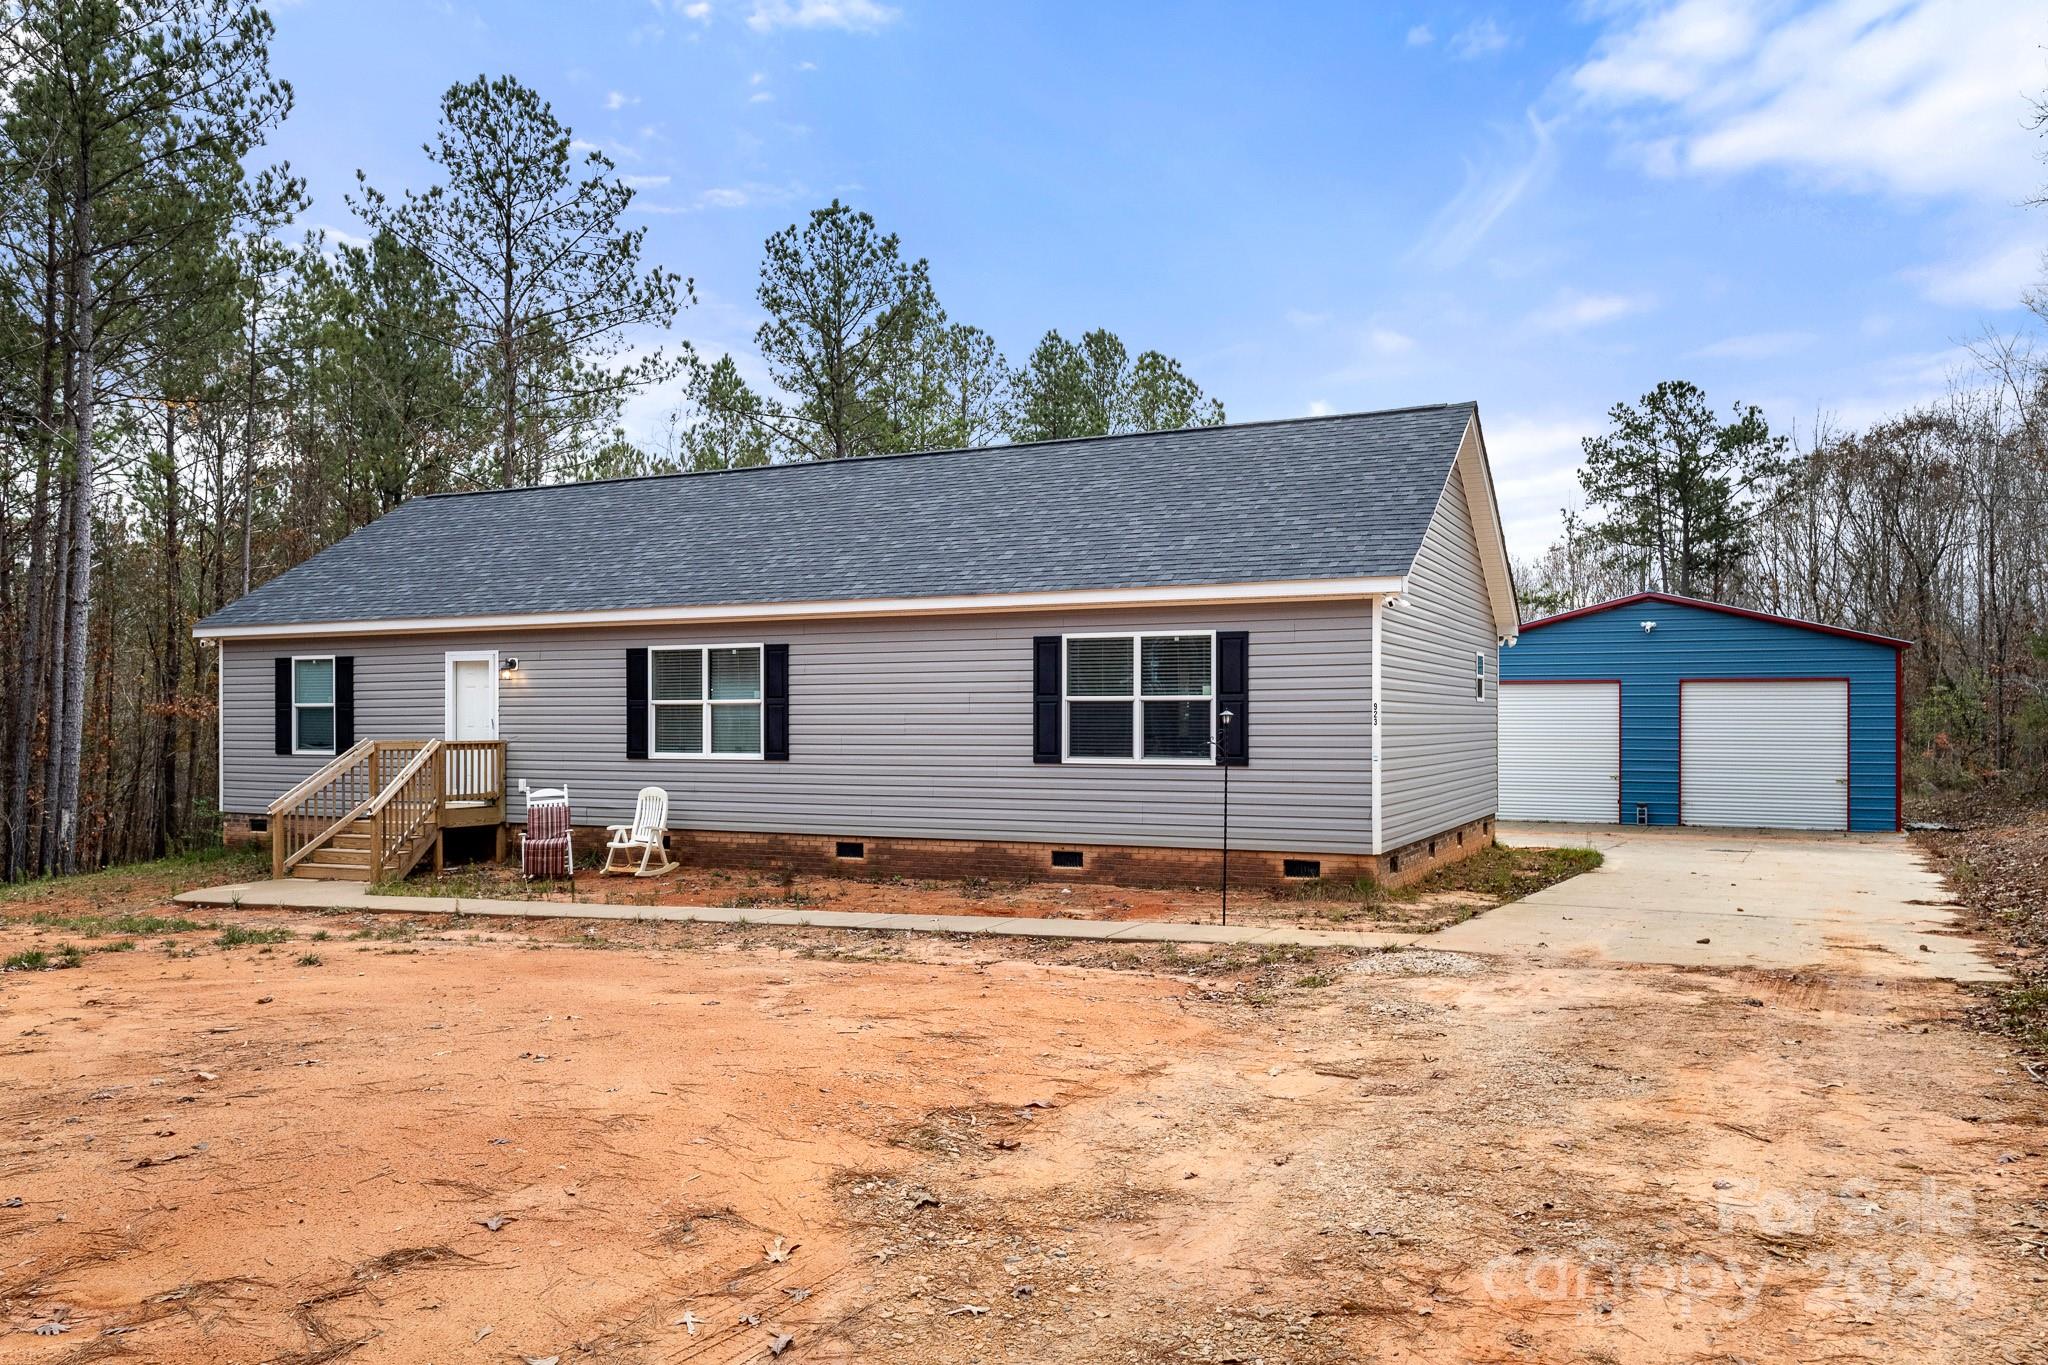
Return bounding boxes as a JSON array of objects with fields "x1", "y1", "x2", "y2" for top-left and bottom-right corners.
[
  {"x1": 267, "y1": 739, "x2": 374, "y2": 817},
  {"x1": 366, "y1": 741, "x2": 443, "y2": 880},
  {"x1": 364, "y1": 741, "x2": 442, "y2": 819}
]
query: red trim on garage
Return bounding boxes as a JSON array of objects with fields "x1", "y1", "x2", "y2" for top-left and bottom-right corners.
[
  {"x1": 1520, "y1": 592, "x2": 1913, "y2": 649},
  {"x1": 1894, "y1": 650, "x2": 1905, "y2": 832},
  {"x1": 1676, "y1": 677, "x2": 1851, "y2": 829},
  {"x1": 1500, "y1": 678, "x2": 1624, "y2": 823}
]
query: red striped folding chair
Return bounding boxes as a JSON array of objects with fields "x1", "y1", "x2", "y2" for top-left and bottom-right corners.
[{"x1": 519, "y1": 787, "x2": 574, "y2": 882}]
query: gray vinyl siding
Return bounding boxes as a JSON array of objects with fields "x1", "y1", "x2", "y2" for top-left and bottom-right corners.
[
  {"x1": 221, "y1": 601, "x2": 1375, "y2": 854},
  {"x1": 1379, "y1": 472, "x2": 1499, "y2": 849}
]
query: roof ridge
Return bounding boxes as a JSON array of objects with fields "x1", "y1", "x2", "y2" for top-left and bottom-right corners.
[{"x1": 418, "y1": 401, "x2": 1478, "y2": 502}]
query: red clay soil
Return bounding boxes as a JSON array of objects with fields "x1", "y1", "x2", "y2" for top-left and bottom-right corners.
[
  {"x1": 0, "y1": 877, "x2": 2042, "y2": 1363},
  {"x1": 403, "y1": 846, "x2": 1565, "y2": 933}
]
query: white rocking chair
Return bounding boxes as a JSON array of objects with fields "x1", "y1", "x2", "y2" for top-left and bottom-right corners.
[{"x1": 602, "y1": 786, "x2": 677, "y2": 877}]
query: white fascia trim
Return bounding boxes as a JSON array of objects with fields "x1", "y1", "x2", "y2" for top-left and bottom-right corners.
[
  {"x1": 192, "y1": 576, "x2": 1410, "y2": 642},
  {"x1": 1370, "y1": 594, "x2": 1384, "y2": 857}
]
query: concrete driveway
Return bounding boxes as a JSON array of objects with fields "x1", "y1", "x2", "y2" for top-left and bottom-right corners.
[{"x1": 1430, "y1": 822, "x2": 2002, "y2": 981}]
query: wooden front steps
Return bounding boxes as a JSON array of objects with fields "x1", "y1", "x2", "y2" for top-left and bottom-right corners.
[{"x1": 269, "y1": 740, "x2": 505, "y2": 883}]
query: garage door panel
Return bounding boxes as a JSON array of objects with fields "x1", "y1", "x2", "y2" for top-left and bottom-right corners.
[
  {"x1": 1681, "y1": 680, "x2": 1848, "y2": 830},
  {"x1": 1498, "y1": 683, "x2": 1620, "y2": 823}
]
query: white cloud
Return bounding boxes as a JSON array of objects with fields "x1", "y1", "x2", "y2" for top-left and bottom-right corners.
[
  {"x1": 1689, "y1": 329, "x2": 1815, "y2": 359},
  {"x1": 1284, "y1": 308, "x2": 1330, "y2": 328},
  {"x1": 699, "y1": 187, "x2": 752, "y2": 208},
  {"x1": 750, "y1": 70, "x2": 768, "y2": 84},
  {"x1": 1307, "y1": 399, "x2": 1334, "y2": 416},
  {"x1": 1405, "y1": 24, "x2": 1433, "y2": 46},
  {"x1": 796, "y1": 59, "x2": 818, "y2": 70},
  {"x1": 1367, "y1": 326, "x2": 1416, "y2": 355},
  {"x1": 749, "y1": 91, "x2": 775, "y2": 103},
  {"x1": 313, "y1": 223, "x2": 369, "y2": 251},
  {"x1": 605, "y1": 90, "x2": 638, "y2": 110},
  {"x1": 1906, "y1": 238, "x2": 2043, "y2": 309},
  {"x1": 1485, "y1": 415, "x2": 1601, "y2": 558},
  {"x1": 1571, "y1": 0, "x2": 2045, "y2": 201},
  {"x1": 1528, "y1": 289, "x2": 1655, "y2": 332},
  {"x1": 1410, "y1": 110, "x2": 1556, "y2": 269},
  {"x1": 621, "y1": 174, "x2": 672, "y2": 189},
  {"x1": 681, "y1": 1, "x2": 712, "y2": 19},
  {"x1": 746, "y1": 0, "x2": 898, "y2": 33},
  {"x1": 1448, "y1": 17, "x2": 1508, "y2": 59}
]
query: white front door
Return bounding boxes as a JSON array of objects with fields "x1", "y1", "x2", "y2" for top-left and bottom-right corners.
[
  {"x1": 1680, "y1": 679, "x2": 1849, "y2": 830},
  {"x1": 1498, "y1": 681, "x2": 1622, "y2": 823},
  {"x1": 446, "y1": 653, "x2": 498, "y2": 741}
]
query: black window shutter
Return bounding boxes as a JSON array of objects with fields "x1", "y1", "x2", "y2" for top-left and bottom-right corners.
[
  {"x1": 1032, "y1": 636, "x2": 1062, "y2": 764},
  {"x1": 625, "y1": 647, "x2": 649, "y2": 760},
  {"x1": 334, "y1": 656, "x2": 356, "y2": 750},
  {"x1": 273, "y1": 658, "x2": 292, "y2": 755},
  {"x1": 763, "y1": 643, "x2": 790, "y2": 761},
  {"x1": 1216, "y1": 631, "x2": 1249, "y2": 766}
]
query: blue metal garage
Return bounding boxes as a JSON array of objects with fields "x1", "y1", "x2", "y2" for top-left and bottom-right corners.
[{"x1": 1498, "y1": 592, "x2": 1909, "y2": 831}]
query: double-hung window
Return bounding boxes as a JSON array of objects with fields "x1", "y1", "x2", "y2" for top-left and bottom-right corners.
[
  {"x1": 293, "y1": 656, "x2": 336, "y2": 755},
  {"x1": 1064, "y1": 633, "x2": 1214, "y2": 763},
  {"x1": 650, "y1": 645, "x2": 764, "y2": 758}
]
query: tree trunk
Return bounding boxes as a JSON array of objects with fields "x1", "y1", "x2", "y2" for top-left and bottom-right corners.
[
  {"x1": 38, "y1": 472, "x2": 72, "y2": 874},
  {"x1": 4, "y1": 203, "x2": 60, "y2": 882},
  {"x1": 52, "y1": 155, "x2": 95, "y2": 875},
  {"x1": 155, "y1": 402, "x2": 184, "y2": 857},
  {"x1": 501, "y1": 209, "x2": 517, "y2": 487},
  {"x1": 241, "y1": 294, "x2": 258, "y2": 596}
]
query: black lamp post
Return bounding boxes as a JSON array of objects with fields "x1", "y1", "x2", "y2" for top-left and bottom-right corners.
[{"x1": 1211, "y1": 708, "x2": 1236, "y2": 925}]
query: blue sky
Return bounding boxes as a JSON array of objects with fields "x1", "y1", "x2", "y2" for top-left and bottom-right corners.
[{"x1": 267, "y1": 0, "x2": 2046, "y2": 559}]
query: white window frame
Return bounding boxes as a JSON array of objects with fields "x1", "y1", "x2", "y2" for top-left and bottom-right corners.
[
  {"x1": 1062, "y1": 630, "x2": 1216, "y2": 766},
  {"x1": 442, "y1": 649, "x2": 500, "y2": 740},
  {"x1": 291, "y1": 654, "x2": 337, "y2": 757},
  {"x1": 649, "y1": 642, "x2": 765, "y2": 760},
  {"x1": 1475, "y1": 650, "x2": 1487, "y2": 701}
]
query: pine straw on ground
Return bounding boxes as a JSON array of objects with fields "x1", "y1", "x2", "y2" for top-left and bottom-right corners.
[{"x1": 1914, "y1": 800, "x2": 2048, "y2": 1059}]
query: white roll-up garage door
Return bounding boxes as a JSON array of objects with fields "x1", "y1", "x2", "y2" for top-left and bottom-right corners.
[
  {"x1": 1680, "y1": 679, "x2": 1848, "y2": 830},
  {"x1": 1498, "y1": 682, "x2": 1620, "y2": 822}
]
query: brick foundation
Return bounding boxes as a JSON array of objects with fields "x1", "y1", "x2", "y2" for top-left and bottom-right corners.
[
  {"x1": 540, "y1": 814, "x2": 1497, "y2": 892},
  {"x1": 230, "y1": 807, "x2": 1497, "y2": 890}
]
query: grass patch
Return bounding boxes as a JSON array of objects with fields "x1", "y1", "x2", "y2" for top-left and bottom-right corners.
[
  {"x1": 1999, "y1": 982, "x2": 2048, "y2": 1053},
  {"x1": 216, "y1": 924, "x2": 294, "y2": 948},
  {"x1": 4, "y1": 943, "x2": 83, "y2": 971},
  {"x1": 27, "y1": 910, "x2": 206, "y2": 937},
  {"x1": 370, "y1": 867, "x2": 500, "y2": 899},
  {"x1": 1421, "y1": 843, "x2": 1604, "y2": 900},
  {"x1": 0, "y1": 843, "x2": 266, "y2": 906},
  {"x1": 295, "y1": 952, "x2": 325, "y2": 967},
  {"x1": 348, "y1": 921, "x2": 418, "y2": 942},
  {"x1": 1289, "y1": 842, "x2": 1603, "y2": 922}
]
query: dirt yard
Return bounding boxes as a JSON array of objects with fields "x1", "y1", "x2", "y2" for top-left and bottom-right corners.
[
  {"x1": 395, "y1": 840, "x2": 1602, "y2": 935},
  {"x1": 1, "y1": 858, "x2": 2043, "y2": 1363}
]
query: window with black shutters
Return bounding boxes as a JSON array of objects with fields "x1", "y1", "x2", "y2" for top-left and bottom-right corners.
[
  {"x1": 649, "y1": 644, "x2": 764, "y2": 758},
  {"x1": 292, "y1": 656, "x2": 337, "y2": 755},
  {"x1": 1062, "y1": 632, "x2": 1214, "y2": 763}
]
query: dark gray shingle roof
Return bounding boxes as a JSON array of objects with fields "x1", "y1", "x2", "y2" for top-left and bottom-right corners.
[{"x1": 197, "y1": 403, "x2": 1476, "y2": 630}]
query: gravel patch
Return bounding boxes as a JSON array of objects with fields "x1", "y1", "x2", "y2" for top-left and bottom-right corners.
[{"x1": 1344, "y1": 948, "x2": 1488, "y2": 977}]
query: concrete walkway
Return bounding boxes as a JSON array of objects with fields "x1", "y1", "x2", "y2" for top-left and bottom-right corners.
[
  {"x1": 1436, "y1": 822, "x2": 2002, "y2": 982},
  {"x1": 177, "y1": 825, "x2": 1998, "y2": 979},
  {"x1": 172, "y1": 877, "x2": 1418, "y2": 951}
]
